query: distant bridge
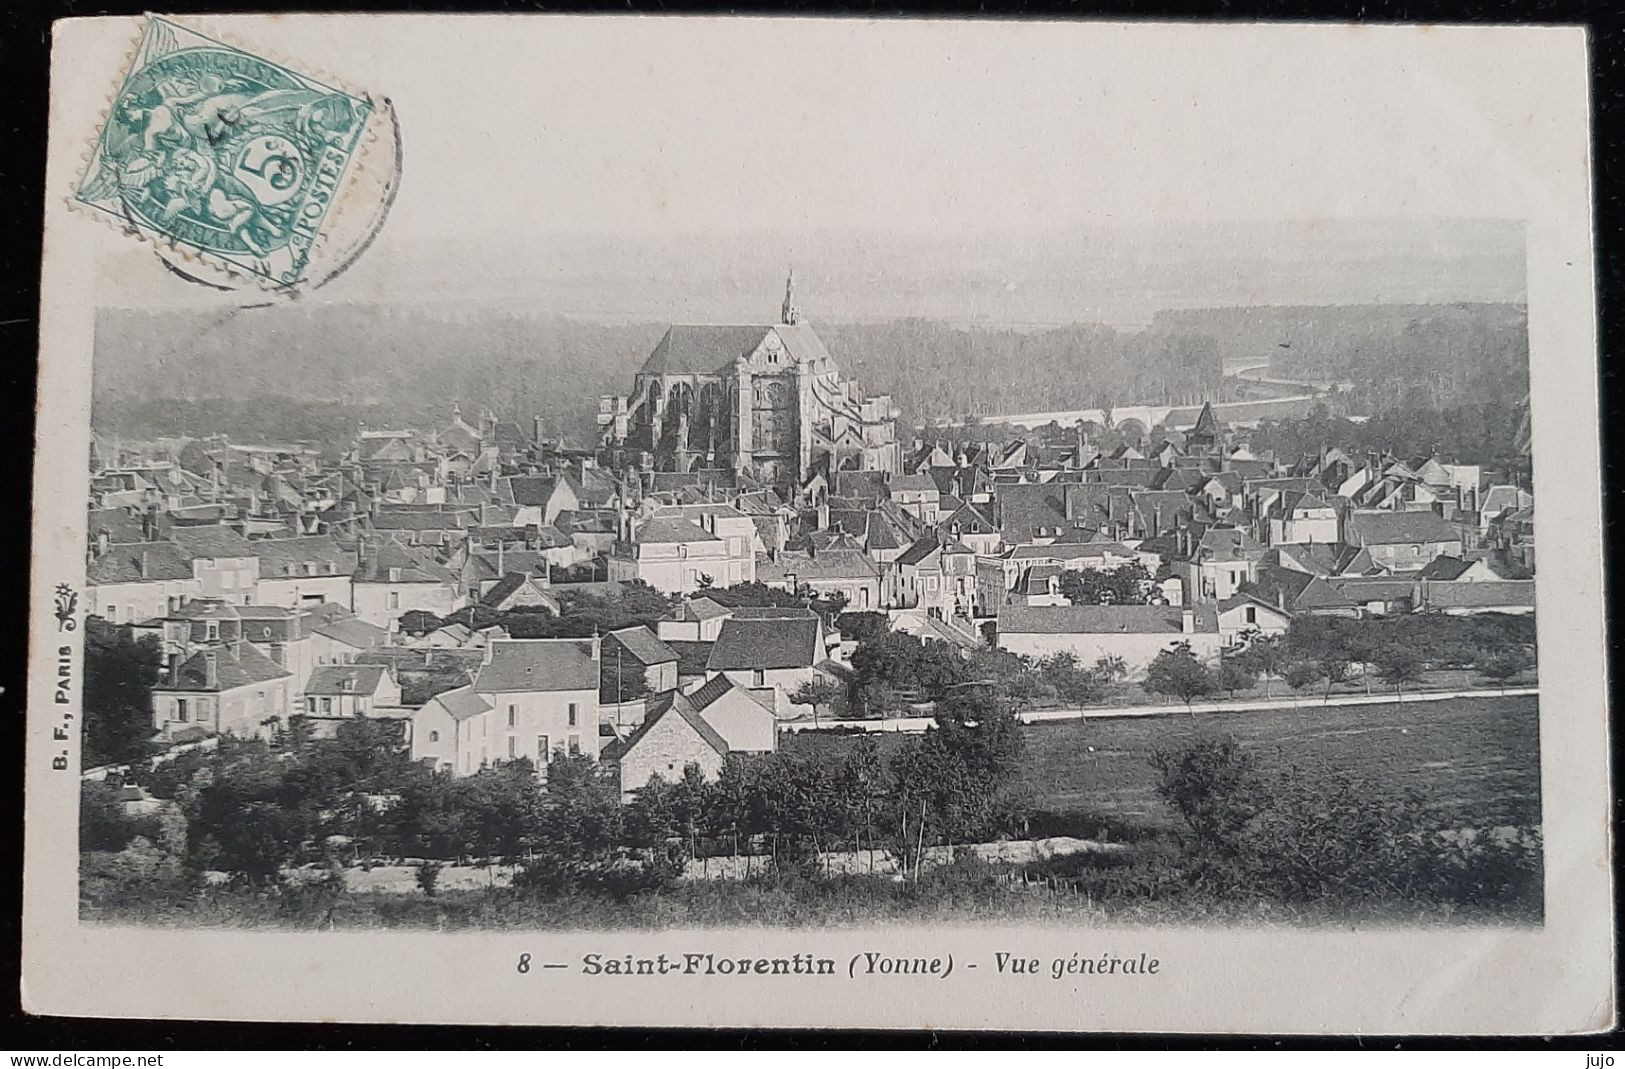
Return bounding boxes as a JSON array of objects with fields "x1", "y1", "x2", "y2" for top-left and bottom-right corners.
[{"x1": 933, "y1": 392, "x2": 1326, "y2": 432}]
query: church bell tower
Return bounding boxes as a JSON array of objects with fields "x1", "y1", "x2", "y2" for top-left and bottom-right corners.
[{"x1": 781, "y1": 268, "x2": 800, "y2": 325}]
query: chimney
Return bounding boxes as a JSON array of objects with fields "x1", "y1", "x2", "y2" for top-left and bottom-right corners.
[
  {"x1": 166, "y1": 652, "x2": 179, "y2": 685},
  {"x1": 590, "y1": 630, "x2": 602, "y2": 663},
  {"x1": 137, "y1": 550, "x2": 149, "y2": 579},
  {"x1": 1181, "y1": 609, "x2": 1195, "y2": 634},
  {"x1": 202, "y1": 650, "x2": 218, "y2": 689},
  {"x1": 534, "y1": 415, "x2": 545, "y2": 446}
]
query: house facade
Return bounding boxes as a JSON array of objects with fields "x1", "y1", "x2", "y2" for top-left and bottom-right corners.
[{"x1": 995, "y1": 603, "x2": 1222, "y2": 679}]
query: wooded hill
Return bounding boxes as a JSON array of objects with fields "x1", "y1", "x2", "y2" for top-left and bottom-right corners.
[{"x1": 93, "y1": 302, "x2": 1526, "y2": 451}]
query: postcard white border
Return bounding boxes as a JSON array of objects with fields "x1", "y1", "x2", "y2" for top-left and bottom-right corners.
[{"x1": 22, "y1": 15, "x2": 1614, "y2": 1034}]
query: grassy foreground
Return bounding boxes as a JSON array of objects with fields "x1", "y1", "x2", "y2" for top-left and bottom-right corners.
[{"x1": 790, "y1": 695, "x2": 1542, "y2": 839}]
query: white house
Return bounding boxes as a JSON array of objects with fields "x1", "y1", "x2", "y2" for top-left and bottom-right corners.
[
  {"x1": 300, "y1": 664, "x2": 406, "y2": 737},
  {"x1": 607, "y1": 517, "x2": 735, "y2": 594},
  {"x1": 1216, "y1": 594, "x2": 1292, "y2": 648},
  {"x1": 469, "y1": 637, "x2": 603, "y2": 773},
  {"x1": 410, "y1": 685, "x2": 494, "y2": 774},
  {"x1": 351, "y1": 542, "x2": 465, "y2": 628},
  {"x1": 254, "y1": 534, "x2": 357, "y2": 609},
  {"x1": 995, "y1": 603, "x2": 1222, "y2": 679},
  {"x1": 86, "y1": 540, "x2": 201, "y2": 624}
]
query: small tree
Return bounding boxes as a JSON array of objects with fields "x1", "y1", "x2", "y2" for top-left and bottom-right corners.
[
  {"x1": 1475, "y1": 647, "x2": 1531, "y2": 693},
  {"x1": 1374, "y1": 644, "x2": 1424, "y2": 698},
  {"x1": 1149, "y1": 737, "x2": 1262, "y2": 864},
  {"x1": 415, "y1": 859, "x2": 443, "y2": 897},
  {"x1": 792, "y1": 677, "x2": 845, "y2": 727},
  {"x1": 1235, "y1": 632, "x2": 1286, "y2": 698},
  {"x1": 1318, "y1": 652, "x2": 1354, "y2": 704},
  {"x1": 1283, "y1": 660, "x2": 1325, "y2": 707},
  {"x1": 1219, "y1": 658, "x2": 1258, "y2": 699},
  {"x1": 1092, "y1": 655, "x2": 1129, "y2": 686},
  {"x1": 1143, "y1": 642, "x2": 1217, "y2": 716}
]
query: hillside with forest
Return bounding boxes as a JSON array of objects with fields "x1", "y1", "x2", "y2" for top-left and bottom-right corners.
[{"x1": 93, "y1": 300, "x2": 1526, "y2": 452}]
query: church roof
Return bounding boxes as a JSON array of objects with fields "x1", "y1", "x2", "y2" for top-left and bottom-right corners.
[
  {"x1": 637, "y1": 322, "x2": 837, "y2": 377},
  {"x1": 639, "y1": 326, "x2": 772, "y2": 376},
  {"x1": 1191, "y1": 402, "x2": 1221, "y2": 438}
]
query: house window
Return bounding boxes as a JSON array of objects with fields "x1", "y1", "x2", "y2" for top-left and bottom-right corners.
[
  {"x1": 206, "y1": 621, "x2": 219, "y2": 640},
  {"x1": 429, "y1": 730, "x2": 440, "y2": 743},
  {"x1": 307, "y1": 697, "x2": 317, "y2": 713},
  {"x1": 537, "y1": 735, "x2": 549, "y2": 760},
  {"x1": 753, "y1": 669, "x2": 765, "y2": 687},
  {"x1": 321, "y1": 697, "x2": 333, "y2": 714},
  {"x1": 388, "y1": 592, "x2": 401, "y2": 610},
  {"x1": 568, "y1": 734, "x2": 581, "y2": 755},
  {"x1": 507, "y1": 704, "x2": 517, "y2": 727},
  {"x1": 508, "y1": 736, "x2": 516, "y2": 759},
  {"x1": 567, "y1": 703, "x2": 579, "y2": 727},
  {"x1": 1245, "y1": 607, "x2": 1257, "y2": 624},
  {"x1": 107, "y1": 605, "x2": 118, "y2": 623},
  {"x1": 678, "y1": 545, "x2": 688, "y2": 560},
  {"x1": 176, "y1": 698, "x2": 188, "y2": 723}
]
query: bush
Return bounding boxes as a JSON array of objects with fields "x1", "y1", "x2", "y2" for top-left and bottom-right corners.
[{"x1": 1147, "y1": 737, "x2": 1542, "y2": 914}]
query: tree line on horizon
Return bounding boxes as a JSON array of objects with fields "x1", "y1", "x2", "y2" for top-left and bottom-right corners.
[{"x1": 92, "y1": 303, "x2": 1525, "y2": 453}]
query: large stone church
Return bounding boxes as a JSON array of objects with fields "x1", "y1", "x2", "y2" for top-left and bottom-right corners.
[{"x1": 597, "y1": 274, "x2": 901, "y2": 492}]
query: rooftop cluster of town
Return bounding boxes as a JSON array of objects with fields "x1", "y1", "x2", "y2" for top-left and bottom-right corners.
[{"x1": 87, "y1": 288, "x2": 1535, "y2": 800}]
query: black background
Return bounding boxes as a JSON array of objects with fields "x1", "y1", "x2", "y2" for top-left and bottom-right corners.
[{"x1": 0, "y1": 0, "x2": 1620, "y2": 1050}]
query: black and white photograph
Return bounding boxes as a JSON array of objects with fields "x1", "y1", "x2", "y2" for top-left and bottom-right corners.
[{"x1": 23, "y1": 14, "x2": 1610, "y2": 1032}]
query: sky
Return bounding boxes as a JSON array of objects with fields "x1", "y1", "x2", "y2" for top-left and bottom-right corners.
[{"x1": 85, "y1": 17, "x2": 1559, "y2": 314}]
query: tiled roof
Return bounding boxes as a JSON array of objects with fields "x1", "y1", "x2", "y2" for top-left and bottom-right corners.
[
  {"x1": 1329, "y1": 577, "x2": 1418, "y2": 603},
  {"x1": 255, "y1": 535, "x2": 356, "y2": 578},
  {"x1": 1346, "y1": 510, "x2": 1461, "y2": 546},
  {"x1": 890, "y1": 471, "x2": 942, "y2": 493},
  {"x1": 506, "y1": 476, "x2": 562, "y2": 508},
  {"x1": 479, "y1": 572, "x2": 557, "y2": 609},
  {"x1": 353, "y1": 542, "x2": 457, "y2": 585},
  {"x1": 312, "y1": 616, "x2": 388, "y2": 649},
  {"x1": 474, "y1": 639, "x2": 599, "y2": 693},
  {"x1": 372, "y1": 510, "x2": 468, "y2": 532},
  {"x1": 639, "y1": 325, "x2": 772, "y2": 375},
  {"x1": 707, "y1": 616, "x2": 821, "y2": 671},
  {"x1": 1421, "y1": 579, "x2": 1536, "y2": 609},
  {"x1": 160, "y1": 643, "x2": 291, "y2": 693},
  {"x1": 895, "y1": 536, "x2": 943, "y2": 567},
  {"x1": 757, "y1": 548, "x2": 879, "y2": 583},
  {"x1": 87, "y1": 542, "x2": 195, "y2": 585},
  {"x1": 677, "y1": 596, "x2": 731, "y2": 622},
  {"x1": 1417, "y1": 556, "x2": 1475, "y2": 581},
  {"x1": 634, "y1": 518, "x2": 719, "y2": 544},
  {"x1": 429, "y1": 684, "x2": 493, "y2": 722},
  {"x1": 170, "y1": 525, "x2": 257, "y2": 560},
  {"x1": 612, "y1": 691, "x2": 729, "y2": 761},
  {"x1": 1008, "y1": 541, "x2": 1133, "y2": 562},
  {"x1": 608, "y1": 625, "x2": 679, "y2": 666},
  {"x1": 666, "y1": 639, "x2": 716, "y2": 676},
  {"x1": 306, "y1": 665, "x2": 392, "y2": 696},
  {"x1": 998, "y1": 603, "x2": 1219, "y2": 635}
]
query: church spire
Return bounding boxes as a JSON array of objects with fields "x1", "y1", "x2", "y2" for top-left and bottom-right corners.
[{"x1": 781, "y1": 268, "x2": 800, "y2": 325}]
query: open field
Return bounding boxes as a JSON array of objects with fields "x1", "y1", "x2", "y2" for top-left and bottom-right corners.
[{"x1": 789, "y1": 695, "x2": 1542, "y2": 837}]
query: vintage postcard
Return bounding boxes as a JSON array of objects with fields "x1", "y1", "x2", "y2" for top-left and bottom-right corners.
[{"x1": 23, "y1": 15, "x2": 1613, "y2": 1032}]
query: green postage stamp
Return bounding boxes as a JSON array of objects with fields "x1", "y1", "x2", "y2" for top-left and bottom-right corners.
[{"x1": 75, "y1": 17, "x2": 393, "y2": 289}]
